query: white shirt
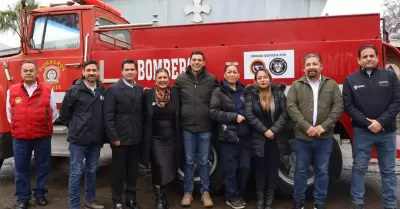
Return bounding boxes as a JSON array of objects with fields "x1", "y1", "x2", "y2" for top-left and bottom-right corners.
[
  {"x1": 306, "y1": 75, "x2": 321, "y2": 126},
  {"x1": 83, "y1": 80, "x2": 96, "y2": 95},
  {"x1": 122, "y1": 79, "x2": 136, "y2": 88},
  {"x1": 6, "y1": 82, "x2": 58, "y2": 124}
]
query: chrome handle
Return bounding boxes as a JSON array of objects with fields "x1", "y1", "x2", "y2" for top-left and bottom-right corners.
[{"x1": 65, "y1": 63, "x2": 81, "y2": 68}]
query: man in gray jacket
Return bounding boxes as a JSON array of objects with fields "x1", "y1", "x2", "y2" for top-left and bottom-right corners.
[{"x1": 175, "y1": 51, "x2": 218, "y2": 207}]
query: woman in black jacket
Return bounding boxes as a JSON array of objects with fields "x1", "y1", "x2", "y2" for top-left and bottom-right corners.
[
  {"x1": 209, "y1": 63, "x2": 251, "y2": 209},
  {"x1": 141, "y1": 68, "x2": 181, "y2": 209},
  {"x1": 245, "y1": 68, "x2": 288, "y2": 209}
]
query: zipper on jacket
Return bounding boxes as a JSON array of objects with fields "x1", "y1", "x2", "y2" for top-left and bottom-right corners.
[
  {"x1": 44, "y1": 107, "x2": 49, "y2": 130},
  {"x1": 368, "y1": 73, "x2": 374, "y2": 104},
  {"x1": 35, "y1": 94, "x2": 42, "y2": 107}
]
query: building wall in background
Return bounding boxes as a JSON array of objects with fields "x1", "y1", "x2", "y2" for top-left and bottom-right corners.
[{"x1": 104, "y1": 0, "x2": 327, "y2": 25}]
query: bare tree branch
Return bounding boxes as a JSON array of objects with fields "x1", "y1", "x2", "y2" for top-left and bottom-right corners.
[{"x1": 383, "y1": 0, "x2": 400, "y2": 39}]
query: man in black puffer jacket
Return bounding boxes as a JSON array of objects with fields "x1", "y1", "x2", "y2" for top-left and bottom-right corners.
[
  {"x1": 59, "y1": 60, "x2": 106, "y2": 209},
  {"x1": 209, "y1": 63, "x2": 251, "y2": 209}
]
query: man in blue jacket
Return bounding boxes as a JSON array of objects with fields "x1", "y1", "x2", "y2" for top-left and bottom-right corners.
[{"x1": 343, "y1": 45, "x2": 400, "y2": 209}]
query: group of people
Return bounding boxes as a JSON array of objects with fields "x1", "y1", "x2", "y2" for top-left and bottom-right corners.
[{"x1": 6, "y1": 45, "x2": 399, "y2": 209}]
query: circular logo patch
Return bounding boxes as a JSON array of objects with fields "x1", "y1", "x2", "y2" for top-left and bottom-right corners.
[
  {"x1": 269, "y1": 58, "x2": 287, "y2": 76},
  {"x1": 43, "y1": 66, "x2": 60, "y2": 85},
  {"x1": 250, "y1": 59, "x2": 266, "y2": 74},
  {"x1": 15, "y1": 97, "x2": 22, "y2": 104}
]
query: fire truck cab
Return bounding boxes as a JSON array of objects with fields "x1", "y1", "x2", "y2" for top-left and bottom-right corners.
[{"x1": 0, "y1": 0, "x2": 399, "y2": 195}]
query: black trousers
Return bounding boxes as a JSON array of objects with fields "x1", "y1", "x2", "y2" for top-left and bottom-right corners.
[
  {"x1": 111, "y1": 144, "x2": 140, "y2": 203},
  {"x1": 255, "y1": 141, "x2": 280, "y2": 192}
]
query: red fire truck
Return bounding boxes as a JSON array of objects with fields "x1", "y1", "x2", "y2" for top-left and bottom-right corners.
[{"x1": 0, "y1": 0, "x2": 399, "y2": 195}]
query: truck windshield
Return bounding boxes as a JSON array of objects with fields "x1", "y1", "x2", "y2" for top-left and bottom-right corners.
[{"x1": 31, "y1": 14, "x2": 80, "y2": 50}]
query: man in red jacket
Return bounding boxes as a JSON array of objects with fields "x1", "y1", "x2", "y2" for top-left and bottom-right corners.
[{"x1": 6, "y1": 60, "x2": 58, "y2": 209}]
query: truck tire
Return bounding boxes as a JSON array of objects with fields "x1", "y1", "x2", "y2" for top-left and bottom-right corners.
[
  {"x1": 277, "y1": 139, "x2": 343, "y2": 196},
  {"x1": 0, "y1": 159, "x2": 3, "y2": 170},
  {"x1": 176, "y1": 137, "x2": 224, "y2": 194}
]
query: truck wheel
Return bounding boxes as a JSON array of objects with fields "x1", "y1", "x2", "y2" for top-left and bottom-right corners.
[
  {"x1": 277, "y1": 139, "x2": 342, "y2": 196},
  {"x1": 176, "y1": 139, "x2": 224, "y2": 194},
  {"x1": 385, "y1": 55, "x2": 400, "y2": 80},
  {"x1": 0, "y1": 159, "x2": 3, "y2": 170}
]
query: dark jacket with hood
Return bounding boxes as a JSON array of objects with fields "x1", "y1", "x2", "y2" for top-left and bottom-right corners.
[
  {"x1": 174, "y1": 66, "x2": 218, "y2": 133},
  {"x1": 210, "y1": 80, "x2": 251, "y2": 146},
  {"x1": 103, "y1": 79, "x2": 144, "y2": 145},
  {"x1": 244, "y1": 83, "x2": 288, "y2": 157},
  {"x1": 59, "y1": 78, "x2": 106, "y2": 145}
]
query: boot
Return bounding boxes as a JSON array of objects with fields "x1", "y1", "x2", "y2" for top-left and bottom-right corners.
[
  {"x1": 265, "y1": 189, "x2": 274, "y2": 209},
  {"x1": 256, "y1": 191, "x2": 265, "y2": 209},
  {"x1": 154, "y1": 185, "x2": 169, "y2": 209}
]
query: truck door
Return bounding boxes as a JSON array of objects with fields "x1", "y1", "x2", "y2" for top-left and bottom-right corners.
[{"x1": 24, "y1": 11, "x2": 84, "y2": 106}]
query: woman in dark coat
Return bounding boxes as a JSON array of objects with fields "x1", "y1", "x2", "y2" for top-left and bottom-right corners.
[
  {"x1": 244, "y1": 68, "x2": 288, "y2": 209},
  {"x1": 141, "y1": 68, "x2": 181, "y2": 209},
  {"x1": 209, "y1": 63, "x2": 251, "y2": 209}
]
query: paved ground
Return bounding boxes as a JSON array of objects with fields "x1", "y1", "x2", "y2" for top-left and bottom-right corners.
[{"x1": 1, "y1": 142, "x2": 399, "y2": 209}]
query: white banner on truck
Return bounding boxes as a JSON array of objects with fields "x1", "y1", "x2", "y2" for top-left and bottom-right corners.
[{"x1": 243, "y1": 50, "x2": 295, "y2": 79}]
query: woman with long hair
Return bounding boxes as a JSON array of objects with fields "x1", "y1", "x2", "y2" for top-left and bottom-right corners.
[
  {"x1": 141, "y1": 68, "x2": 181, "y2": 209},
  {"x1": 244, "y1": 68, "x2": 288, "y2": 209}
]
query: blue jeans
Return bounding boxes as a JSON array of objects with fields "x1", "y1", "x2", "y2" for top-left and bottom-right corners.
[
  {"x1": 293, "y1": 138, "x2": 333, "y2": 204},
  {"x1": 68, "y1": 143, "x2": 101, "y2": 209},
  {"x1": 183, "y1": 131, "x2": 212, "y2": 194},
  {"x1": 221, "y1": 141, "x2": 252, "y2": 202},
  {"x1": 13, "y1": 136, "x2": 52, "y2": 202},
  {"x1": 351, "y1": 128, "x2": 398, "y2": 208}
]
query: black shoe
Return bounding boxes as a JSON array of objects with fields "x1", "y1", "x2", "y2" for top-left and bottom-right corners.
[
  {"x1": 314, "y1": 203, "x2": 325, "y2": 209},
  {"x1": 15, "y1": 201, "x2": 29, "y2": 209},
  {"x1": 292, "y1": 200, "x2": 304, "y2": 209},
  {"x1": 265, "y1": 189, "x2": 274, "y2": 209},
  {"x1": 226, "y1": 200, "x2": 245, "y2": 209},
  {"x1": 351, "y1": 203, "x2": 364, "y2": 209},
  {"x1": 154, "y1": 185, "x2": 169, "y2": 209},
  {"x1": 113, "y1": 203, "x2": 124, "y2": 209},
  {"x1": 35, "y1": 196, "x2": 48, "y2": 206},
  {"x1": 125, "y1": 200, "x2": 140, "y2": 209},
  {"x1": 256, "y1": 191, "x2": 265, "y2": 209}
]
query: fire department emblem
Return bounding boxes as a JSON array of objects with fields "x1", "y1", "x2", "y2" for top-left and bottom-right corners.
[
  {"x1": 250, "y1": 59, "x2": 266, "y2": 74},
  {"x1": 269, "y1": 58, "x2": 287, "y2": 76},
  {"x1": 15, "y1": 97, "x2": 22, "y2": 104},
  {"x1": 43, "y1": 66, "x2": 60, "y2": 85}
]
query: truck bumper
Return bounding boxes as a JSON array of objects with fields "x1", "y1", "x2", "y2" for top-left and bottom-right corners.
[
  {"x1": 0, "y1": 133, "x2": 13, "y2": 159},
  {"x1": 52, "y1": 125, "x2": 112, "y2": 158}
]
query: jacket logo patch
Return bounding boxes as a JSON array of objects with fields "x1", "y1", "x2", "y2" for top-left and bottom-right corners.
[
  {"x1": 379, "y1": 81, "x2": 389, "y2": 86},
  {"x1": 240, "y1": 95, "x2": 245, "y2": 102},
  {"x1": 353, "y1": 85, "x2": 365, "y2": 90},
  {"x1": 100, "y1": 95, "x2": 104, "y2": 101},
  {"x1": 15, "y1": 97, "x2": 22, "y2": 104},
  {"x1": 222, "y1": 124, "x2": 227, "y2": 131}
]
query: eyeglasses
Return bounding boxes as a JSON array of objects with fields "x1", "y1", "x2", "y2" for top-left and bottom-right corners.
[{"x1": 226, "y1": 62, "x2": 239, "y2": 66}]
